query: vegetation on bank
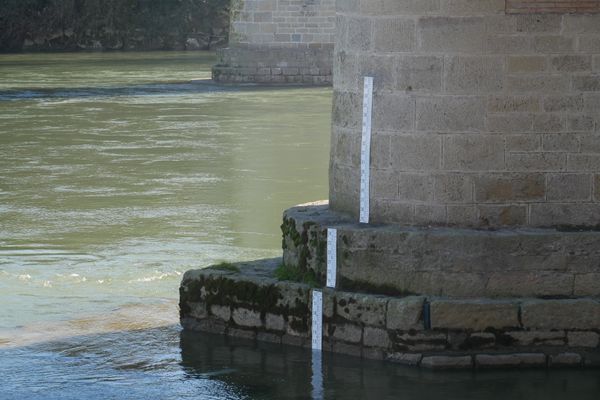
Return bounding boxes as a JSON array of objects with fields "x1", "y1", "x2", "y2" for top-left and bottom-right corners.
[{"x1": 0, "y1": 0, "x2": 230, "y2": 52}]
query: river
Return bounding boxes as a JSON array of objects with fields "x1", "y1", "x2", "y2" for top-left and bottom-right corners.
[{"x1": 0, "y1": 51, "x2": 598, "y2": 399}]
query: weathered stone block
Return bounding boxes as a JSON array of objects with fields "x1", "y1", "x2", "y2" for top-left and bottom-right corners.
[
  {"x1": 430, "y1": 300, "x2": 520, "y2": 330},
  {"x1": 530, "y1": 204, "x2": 600, "y2": 226},
  {"x1": 507, "y1": 56, "x2": 546, "y2": 73},
  {"x1": 421, "y1": 355, "x2": 473, "y2": 370},
  {"x1": 506, "y1": 75, "x2": 570, "y2": 93},
  {"x1": 467, "y1": 333, "x2": 496, "y2": 349},
  {"x1": 332, "y1": 323, "x2": 362, "y2": 344},
  {"x1": 188, "y1": 302, "x2": 208, "y2": 319},
  {"x1": 363, "y1": 327, "x2": 391, "y2": 348},
  {"x1": 386, "y1": 352, "x2": 422, "y2": 366},
  {"x1": 485, "y1": 272, "x2": 574, "y2": 298},
  {"x1": 543, "y1": 95, "x2": 585, "y2": 113},
  {"x1": 390, "y1": 135, "x2": 441, "y2": 171},
  {"x1": 506, "y1": 331, "x2": 565, "y2": 346},
  {"x1": 210, "y1": 305, "x2": 231, "y2": 321},
  {"x1": 474, "y1": 173, "x2": 544, "y2": 202},
  {"x1": 568, "y1": 331, "x2": 600, "y2": 348},
  {"x1": 516, "y1": 14, "x2": 561, "y2": 33},
  {"x1": 486, "y1": 114, "x2": 532, "y2": 133},
  {"x1": 396, "y1": 55, "x2": 443, "y2": 92},
  {"x1": 265, "y1": 313, "x2": 285, "y2": 331},
  {"x1": 347, "y1": 16, "x2": 371, "y2": 51},
  {"x1": 506, "y1": 135, "x2": 541, "y2": 152},
  {"x1": 573, "y1": 76, "x2": 600, "y2": 92},
  {"x1": 574, "y1": 273, "x2": 600, "y2": 296},
  {"x1": 373, "y1": 18, "x2": 415, "y2": 52},
  {"x1": 534, "y1": 36, "x2": 574, "y2": 53},
  {"x1": 506, "y1": 152, "x2": 566, "y2": 172},
  {"x1": 286, "y1": 316, "x2": 308, "y2": 337},
  {"x1": 418, "y1": 17, "x2": 486, "y2": 53},
  {"x1": 360, "y1": 55, "x2": 396, "y2": 92},
  {"x1": 534, "y1": 114, "x2": 565, "y2": 132},
  {"x1": 477, "y1": 205, "x2": 527, "y2": 226},
  {"x1": 487, "y1": 95, "x2": 541, "y2": 112},
  {"x1": 335, "y1": 291, "x2": 388, "y2": 327},
  {"x1": 546, "y1": 174, "x2": 591, "y2": 201},
  {"x1": 416, "y1": 97, "x2": 486, "y2": 132},
  {"x1": 397, "y1": 174, "x2": 435, "y2": 202},
  {"x1": 445, "y1": 56, "x2": 504, "y2": 93},
  {"x1": 542, "y1": 134, "x2": 580, "y2": 153},
  {"x1": 386, "y1": 296, "x2": 424, "y2": 331},
  {"x1": 443, "y1": 135, "x2": 504, "y2": 170},
  {"x1": 549, "y1": 353, "x2": 582, "y2": 367},
  {"x1": 434, "y1": 174, "x2": 473, "y2": 203},
  {"x1": 521, "y1": 300, "x2": 600, "y2": 330},
  {"x1": 393, "y1": 332, "x2": 447, "y2": 352},
  {"x1": 475, "y1": 353, "x2": 546, "y2": 368},
  {"x1": 232, "y1": 308, "x2": 262, "y2": 328},
  {"x1": 551, "y1": 55, "x2": 592, "y2": 72},
  {"x1": 372, "y1": 93, "x2": 415, "y2": 131}
]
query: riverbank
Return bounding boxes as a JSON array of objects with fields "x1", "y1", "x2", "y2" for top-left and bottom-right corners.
[{"x1": 0, "y1": 0, "x2": 229, "y2": 52}]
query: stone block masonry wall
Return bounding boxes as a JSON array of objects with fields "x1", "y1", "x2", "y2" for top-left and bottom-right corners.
[
  {"x1": 213, "y1": 0, "x2": 335, "y2": 84},
  {"x1": 507, "y1": 0, "x2": 600, "y2": 14},
  {"x1": 180, "y1": 261, "x2": 600, "y2": 369},
  {"x1": 330, "y1": 0, "x2": 600, "y2": 227}
]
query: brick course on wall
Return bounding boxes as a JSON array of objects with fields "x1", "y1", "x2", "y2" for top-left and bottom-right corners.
[
  {"x1": 212, "y1": 0, "x2": 335, "y2": 84},
  {"x1": 330, "y1": 0, "x2": 600, "y2": 228},
  {"x1": 230, "y1": 0, "x2": 336, "y2": 47},
  {"x1": 506, "y1": 0, "x2": 600, "y2": 14}
]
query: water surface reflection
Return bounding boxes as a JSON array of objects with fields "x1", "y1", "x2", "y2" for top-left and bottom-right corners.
[{"x1": 3, "y1": 327, "x2": 600, "y2": 399}]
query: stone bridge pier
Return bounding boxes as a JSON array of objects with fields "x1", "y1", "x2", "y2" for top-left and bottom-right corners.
[
  {"x1": 182, "y1": 1, "x2": 600, "y2": 369},
  {"x1": 212, "y1": 0, "x2": 335, "y2": 84}
]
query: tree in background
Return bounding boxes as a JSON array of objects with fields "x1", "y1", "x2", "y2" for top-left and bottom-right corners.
[{"x1": 0, "y1": 0, "x2": 231, "y2": 52}]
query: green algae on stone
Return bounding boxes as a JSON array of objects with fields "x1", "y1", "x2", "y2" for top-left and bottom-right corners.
[
  {"x1": 210, "y1": 262, "x2": 241, "y2": 273},
  {"x1": 274, "y1": 263, "x2": 318, "y2": 288}
]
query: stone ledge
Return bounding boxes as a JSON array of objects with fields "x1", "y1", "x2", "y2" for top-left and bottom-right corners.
[
  {"x1": 282, "y1": 202, "x2": 600, "y2": 298},
  {"x1": 180, "y1": 258, "x2": 600, "y2": 370}
]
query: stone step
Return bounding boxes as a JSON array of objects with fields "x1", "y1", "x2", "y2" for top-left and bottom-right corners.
[
  {"x1": 282, "y1": 201, "x2": 600, "y2": 298},
  {"x1": 179, "y1": 259, "x2": 600, "y2": 369}
]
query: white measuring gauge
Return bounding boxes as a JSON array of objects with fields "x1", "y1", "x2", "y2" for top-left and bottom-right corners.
[
  {"x1": 311, "y1": 290, "x2": 323, "y2": 351},
  {"x1": 360, "y1": 76, "x2": 374, "y2": 224},
  {"x1": 326, "y1": 228, "x2": 337, "y2": 288}
]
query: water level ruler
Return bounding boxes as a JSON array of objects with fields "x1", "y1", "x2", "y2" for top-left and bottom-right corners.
[
  {"x1": 312, "y1": 77, "x2": 373, "y2": 352},
  {"x1": 312, "y1": 228, "x2": 338, "y2": 351},
  {"x1": 360, "y1": 76, "x2": 374, "y2": 224}
]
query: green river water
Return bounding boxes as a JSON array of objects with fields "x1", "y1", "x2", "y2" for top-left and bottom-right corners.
[{"x1": 0, "y1": 51, "x2": 599, "y2": 400}]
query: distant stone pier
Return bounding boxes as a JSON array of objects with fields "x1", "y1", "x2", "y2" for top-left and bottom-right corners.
[
  {"x1": 212, "y1": 0, "x2": 335, "y2": 84},
  {"x1": 183, "y1": 1, "x2": 600, "y2": 368}
]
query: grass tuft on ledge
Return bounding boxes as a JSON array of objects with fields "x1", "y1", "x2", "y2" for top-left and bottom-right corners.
[{"x1": 210, "y1": 262, "x2": 241, "y2": 273}]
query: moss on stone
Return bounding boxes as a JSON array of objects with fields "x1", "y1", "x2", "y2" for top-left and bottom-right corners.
[
  {"x1": 274, "y1": 263, "x2": 318, "y2": 288},
  {"x1": 289, "y1": 317, "x2": 309, "y2": 333},
  {"x1": 210, "y1": 262, "x2": 240, "y2": 273}
]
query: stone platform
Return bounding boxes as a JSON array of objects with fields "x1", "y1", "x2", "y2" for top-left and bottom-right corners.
[
  {"x1": 283, "y1": 202, "x2": 600, "y2": 298},
  {"x1": 179, "y1": 258, "x2": 600, "y2": 369}
]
